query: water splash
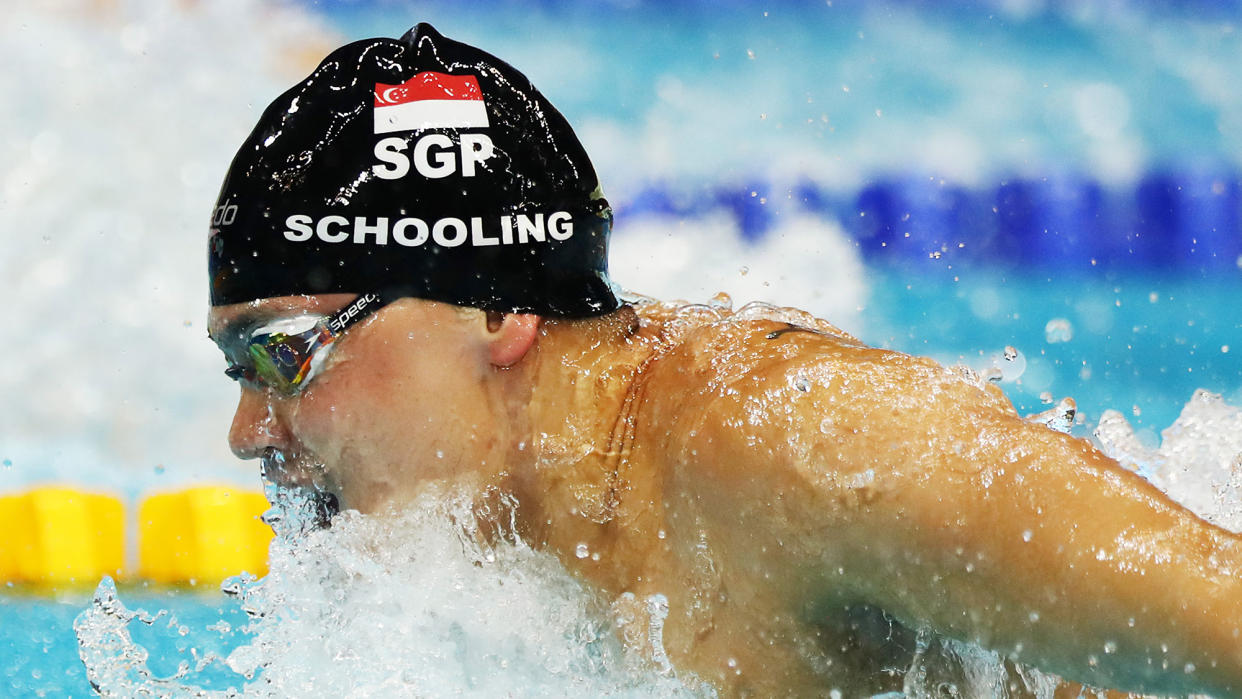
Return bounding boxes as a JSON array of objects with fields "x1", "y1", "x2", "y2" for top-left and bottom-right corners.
[
  {"x1": 1043, "y1": 318, "x2": 1074, "y2": 344},
  {"x1": 76, "y1": 486, "x2": 705, "y2": 697},
  {"x1": 75, "y1": 577, "x2": 232, "y2": 697},
  {"x1": 898, "y1": 627, "x2": 1062, "y2": 699},
  {"x1": 1025, "y1": 397, "x2": 1077, "y2": 434},
  {"x1": 1096, "y1": 388, "x2": 1242, "y2": 532}
]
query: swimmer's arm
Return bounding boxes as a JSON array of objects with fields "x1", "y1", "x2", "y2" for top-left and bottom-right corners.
[{"x1": 684, "y1": 345, "x2": 1242, "y2": 696}]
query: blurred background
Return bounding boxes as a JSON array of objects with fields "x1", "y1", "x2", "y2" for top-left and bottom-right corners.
[{"x1": 2, "y1": 0, "x2": 1241, "y2": 539}]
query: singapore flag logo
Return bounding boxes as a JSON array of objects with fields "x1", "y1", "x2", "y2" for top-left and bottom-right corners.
[{"x1": 374, "y1": 72, "x2": 490, "y2": 134}]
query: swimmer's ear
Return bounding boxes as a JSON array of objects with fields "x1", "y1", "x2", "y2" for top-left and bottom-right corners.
[{"x1": 484, "y1": 312, "x2": 541, "y2": 367}]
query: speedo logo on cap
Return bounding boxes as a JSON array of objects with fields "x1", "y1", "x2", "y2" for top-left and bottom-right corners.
[{"x1": 372, "y1": 72, "x2": 494, "y2": 181}]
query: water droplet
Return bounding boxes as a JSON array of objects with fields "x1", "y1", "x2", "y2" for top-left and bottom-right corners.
[
  {"x1": 1026, "y1": 397, "x2": 1076, "y2": 433},
  {"x1": 1185, "y1": 662, "x2": 1196, "y2": 674},
  {"x1": 819, "y1": 417, "x2": 834, "y2": 434},
  {"x1": 793, "y1": 376, "x2": 811, "y2": 393},
  {"x1": 746, "y1": 49, "x2": 756, "y2": 59},
  {"x1": 738, "y1": 266, "x2": 749, "y2": 276},
  {"x1": 1039, "y1": 391, "x2": 1053, "y2": 404},
  {"x1": 1028, "y1": 611, "x2": 1040, "y2": 622},
  {"x1": 1044, "y1": 318, "x2": 1074, "y2": 343},
  {"x1": 575, "y1": 543, "x2": 589, "y2": 559},
  {"x1": 590, "y1": 552, "x2": 600, "y2": 562},
  {"x1": 1022, "y1": 530, "x2": 1032, "y2": 542},
  {"x1": 727, "y1": 657, "x2": 737, "y2": 668},
  {"x1": 1104, "y1": 641, "x2": 1117, "y2": 654},
  {"x1": 657, "y1": 529, "x2": 666, "y2": 540},
  {"x1": 983, "y1": 345, "x2": 1025, "y2": 382},
  {"x1": 435, "y1": 450, "x2": 444, "y2": 459}
]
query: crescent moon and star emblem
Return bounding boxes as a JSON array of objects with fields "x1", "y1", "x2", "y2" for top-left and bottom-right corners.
[{"x1": 380, "y1": 87, "x2": 405, "y2": 104}]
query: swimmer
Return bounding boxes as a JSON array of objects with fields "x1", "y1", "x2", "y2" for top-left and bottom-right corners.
[{"x1": 208, "y1": 24, "x2": 1242, "y2": 696}]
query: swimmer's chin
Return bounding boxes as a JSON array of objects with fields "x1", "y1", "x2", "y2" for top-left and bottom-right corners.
[
  {"x1": 260, "y1": 447, "x2": 331, "y2": 488},
  {"x1": 259, "y1": 449, "x2": 342, "y2": 528}
]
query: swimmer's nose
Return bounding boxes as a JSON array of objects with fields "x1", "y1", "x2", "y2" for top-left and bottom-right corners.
[{"x1": 228, "y1": 386, "x2": 291, "y2": 459}]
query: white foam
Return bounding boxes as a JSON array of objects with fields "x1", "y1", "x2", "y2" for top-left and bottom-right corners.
[
  {"x1": 610, "y1": 211, "x2": 868, "y2": 336},
  {"x1": 1096, "y1": 388, "x2": 1242, "y2": 532},
  {"x1": 77, "y1": 489, "x2": 708, "y2": 697}
]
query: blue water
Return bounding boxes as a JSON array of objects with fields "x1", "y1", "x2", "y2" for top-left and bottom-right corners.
[
  {"x1": 866, "y1": 270, "x2": 1242, "y2": 433},
  {"x1": 1, "y1": 588, "x2": 249, "y2": 697},
  {"x1": 324, "y1": 1, "x2": 1242, "y2": 187}
]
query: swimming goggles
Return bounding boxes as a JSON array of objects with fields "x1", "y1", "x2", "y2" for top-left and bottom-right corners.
[{"x1": 223, "y1": 293, "x2": 386, "y2": 396}]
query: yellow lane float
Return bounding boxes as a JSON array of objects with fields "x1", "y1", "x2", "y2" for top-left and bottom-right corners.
[
  {"x1": 0, "y1": 487, "x2": 125, "y2": 586},
  {"x1": 139, "y1": 486, "x2": 272, "y2": 584},
  {"x1": 0, "y1": 486, "x2": 272, "y2": 587}
]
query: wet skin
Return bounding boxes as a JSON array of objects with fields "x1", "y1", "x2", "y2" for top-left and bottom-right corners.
[{"x1": 210, "y1": 295, "x2": 1242, "y2": 697}]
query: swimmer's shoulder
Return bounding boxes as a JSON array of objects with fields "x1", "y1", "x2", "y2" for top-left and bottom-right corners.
[
  {"x1": 630, "y1": 299, "x2": 1016, "y2": 434},
  {"x1": 633, "y1": 299, "x2": 872, "y2": 385},
  {"x1": 629, "y1": 300, "x2": 875, "y2": 429}
]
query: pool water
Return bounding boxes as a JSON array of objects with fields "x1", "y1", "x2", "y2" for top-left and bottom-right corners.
[
  {"x1": 2, "y1": 588, "x2": 250, "y2": 697},
  {"x1": 866, "y1": 270, "x2": 1242, "y2": 434}
]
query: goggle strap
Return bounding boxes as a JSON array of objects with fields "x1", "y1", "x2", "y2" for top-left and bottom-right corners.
[{"x1": 327, "y1": 292, "x2": 387, "y2": 336}]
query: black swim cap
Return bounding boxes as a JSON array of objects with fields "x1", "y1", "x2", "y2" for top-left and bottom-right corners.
[{"x1": 209, "y1": 23, "x2": 621, "y2": 317}]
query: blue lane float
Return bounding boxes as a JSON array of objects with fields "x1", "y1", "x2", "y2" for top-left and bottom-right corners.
[
  {"x1": 614, "y1": 169, "x2": 1242, "y2": 273},
  {"x1": 714, "y1": 182, "x2": 774, "y2": 243},
  {"x1": 1136, "y1": 168, "x2": 1242, "y2": 272},
  {"x1": 854, "y1": 177, "x2": 974, "y2": 265},
  {"x1": 994, "y1": 174, "x2": 1109, "y2": 270}
]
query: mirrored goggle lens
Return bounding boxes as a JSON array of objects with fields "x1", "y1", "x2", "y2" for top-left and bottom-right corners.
[{"x1": 246, "y1": 318, "x2": 335, "y2": 394}]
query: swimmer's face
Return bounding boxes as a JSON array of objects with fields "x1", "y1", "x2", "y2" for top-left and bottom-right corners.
[{"x1": 208, "y1": 295, "x2": 523, "y2": 515}]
